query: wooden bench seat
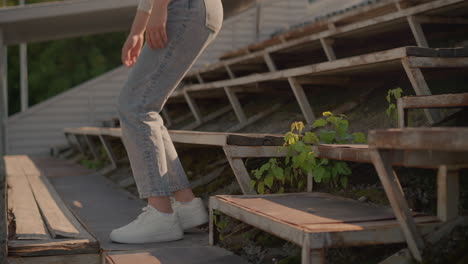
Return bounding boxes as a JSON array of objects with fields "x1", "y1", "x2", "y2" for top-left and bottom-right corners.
[
  {"x1": 3, "y1": 155, "x2": 99, "y2": 263},
  {"x1": 398, "y1": 93, "x2": 468, "y2": 127},
  {"x1": 184, "y1": 0, "x2": 467, "y2": 82},
  {"x1": 209, "y1": 193, "x2": 441, "y2": 264},
  {"x1": 369, "y1": 127, "x2": 468, "y2": 261},
  {"x1": 184, "y1": 46, "x2": 468, "y2": 93},
  {"x1": 64, "y1": 127, "x2": 371, "y2": 194},
  {"x1": 64, "y1": 127, "x2": 463, "y2": 194},
  {"x1": 181, "y1": 46, "x2": 468, "y2": 127},
  {"x1": 211, "y1": 128, "x2": 468, "y2": 263},
  {"x1": 218, "y1": 0, "x2": 443, "y2": 61}
]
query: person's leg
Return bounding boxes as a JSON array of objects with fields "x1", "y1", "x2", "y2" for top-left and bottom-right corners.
[
  {"x1": 158, "y1": 123, "x2": 195, "y2": 203},
  {"x1": 111, "y1": 0, "x2": 223, "y2": 243}
]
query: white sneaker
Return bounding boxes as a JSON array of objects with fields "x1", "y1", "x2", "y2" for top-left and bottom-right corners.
[
  {"x1": 109, "y1": 205, "x2": 183, "y2": 243},
  {"x1": 172, "y1": 198, "x2": 209, "y2": 230}
]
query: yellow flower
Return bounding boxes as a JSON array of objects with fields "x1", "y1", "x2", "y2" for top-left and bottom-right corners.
[{"x1": 322, "y1": 111, "x2": 332, "y2": 117}]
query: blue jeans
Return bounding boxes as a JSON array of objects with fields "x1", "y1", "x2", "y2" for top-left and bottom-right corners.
[{"x1": 116, "y1": 0, "x2": 223, "y2": 198}]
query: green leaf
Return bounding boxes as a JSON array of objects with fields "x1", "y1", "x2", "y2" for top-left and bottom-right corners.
[
  {"x1": 320, "y1": 130, "x2": 336, "y2": 143},
  {"x1": 393, "y1": 87, "x2": 403, "y2": 99},
  {"x1": 298, "y1": 151, "x2": 308, "y2": 164},
  {"x1": 326, "y1": 116, "x2": 338, "y2": 127},
  {"x1": 352, "y1": 132, "x2": 366, "y2": 143},
  {"x1": 260, "y1": 162, "x2": 271, "y2": 172},
  {"x1": 335, "y1": 162, "x2": 352, "y2": 175},
  {"x1": 336, "y1": 119, "x2": 349, "y2": 139},
  {"x1": 313, "y1": 166, "x2": 325, "y2": 183},
  {"x1": 303, "y1": 132, "x2": 319, "y2": 144},
  {"x1": 386, "y1": 104, "x2": 396, "y2": 117},
  {"x1": 340, "y1": 176, "x2": 348, "y2": 188},
  {"x1": 293, "y1": 141, "x2": 306, "y2": 152},
  {"x1": 273, "y1": 167, "x2": 284, "y2": 180},
  {"x1": 249, "y1": 180, "x2": 256, "y2": 190},
  {"x1": 257, "y1": 182, "x2": 265, "y2": 194},
  {"x1": 264, "y1": 176, "x2": 274, "y2": 189},
  {"x1": 323, "y1": 168, "x2": 331, "y2": 183},
  {"x1": 312, "y1": 119, "x2": 327, "y2": 128},
  {"x1": 320, "y1": 158, "x2": 329, "y2": 165}
]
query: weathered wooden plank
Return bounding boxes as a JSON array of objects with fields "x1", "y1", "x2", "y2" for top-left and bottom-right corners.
[
  {"x1": 301, "y1": 233, "x2": 311, "y2": 264},
  {"x1": 183, "y1": 90, "x2": 203, "y2": 124},
  {"x1": 187, "y1": 0, "x2": 466, "y2": 79},
  {"x1": 84, "y1": 135, "x2": 99, "y2": 160},
  {"x1": 399, "y1": 93, "x2": 468, "y2": 109},
  {"x1": 223, "y1": 145, "x2": 372, "y2": 164},
  {"x1": 401, "y1": 57, "x2": 442, "y2": 124},
  {"x1": 19, "y1": 156, "x2": 86, "y2": 239},
  {"x1": 105, "y1": 246, "x2": 248, "y2": 264},
  {"x1": 223, "y1": 150, "x2": 255, "y2": 195},
  {"x1": 4, "y1": 156, "x2": 49, "y2": 240},
  {"x1": 226, "y1": 134, "x2": 284, "y2": 146},
  {"x1": 219, "y1": 192, "x2": 398, "y2": 225},
  {"x1": 369, "y1": 149, "x2": 424, "y2": 262},
  {"x1": 187, "y1": 47, "x2": 468, "y2": 95},
  {"x1": 407, "y1": 15, "x2": 429, "y2": 47},
  {"x1": 8, "y1": 253, "x2": 100, "y2": 264},
  {"x1": 99, "y1": 135, "x2": 118, "y2": 170},
  {"x1": 211, "y1": 194, "x2": 440, "y2": 249},
  {"x1": 368, "y1": 127, "x2": 468, "y2": 151},
  {"x1": 288, "y1": 77, "x2": 316, "y2": 125},
  {"x1": 224, "y1": 86, "x2": 247, "y2": 123},
  {"x1": 320, "y1": 38, "x2": 336, "y2": 61},
  {"x1": 210, "y1": 196, "x2": 305, "y2": 245},
  {"x1": 263, "y1": 52, "x2": 277, "y2": 72},
  {"x1": 8, "y1": 238, "x2": 99, "y2": 257},
  {"x1": 185, "y1": 47, "x2": 411, "y2": 92},
  {"x1": 437, "y1": 166, "x2": 459, "y2": 222},
  {"x1": 408, "y1": 57, "x2": 468, "y2": 68}
]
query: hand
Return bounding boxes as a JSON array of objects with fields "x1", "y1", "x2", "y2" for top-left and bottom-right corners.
[
  {"x1": 145, "y1": 1, "x2": 169, "y2": 50},
  {"x1": 121, "y1": 34, "x2": 144, "y2": 67}
]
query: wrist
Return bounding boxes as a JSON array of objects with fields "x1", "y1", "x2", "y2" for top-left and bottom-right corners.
[{"x1": 130, "y1": 10, "x2": 150, "y2": 35}]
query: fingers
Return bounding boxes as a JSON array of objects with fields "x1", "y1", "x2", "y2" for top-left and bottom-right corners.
[
  {"x1": 122, "y1": 37, "x2": 142, "y2": 67},
  {"x1": 126, "y1": 43, "x2": 133, "y2": 66},
  {"x1": 122, "y1": 45, "x2": 132, "y2": 67},
  {"x1": 146, "y1": 25, "x2": 168, "y2": 50},
  {"x1": 161, "y1": 26, "x2": 167, "y2": 44}
]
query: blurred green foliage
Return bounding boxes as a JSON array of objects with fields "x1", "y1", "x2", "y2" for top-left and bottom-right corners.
[{"x1": 3, "y1": 0, "x2": 127, "y2": 115}]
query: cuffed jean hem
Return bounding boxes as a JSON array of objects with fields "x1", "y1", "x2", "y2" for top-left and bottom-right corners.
[{"x1": 138, "y1": 182, "x2": 193, "y2": 199}]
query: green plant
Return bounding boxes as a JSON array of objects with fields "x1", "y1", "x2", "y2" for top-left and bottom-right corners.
[
  {"x1": 213, "y1": 210, "x2": 230, "y2": 241},
  {"x1": 250, "y1": 112, "x2": 366, "y2": 194},
  {"x1": 386, "y1": 87, "x2": 403, "y2": 122}
]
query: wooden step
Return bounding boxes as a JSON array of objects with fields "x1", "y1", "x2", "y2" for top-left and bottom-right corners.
[
  {"x1": 210, "y1": 193, "x2": 441, "y2": 262},
  {"x1": 185, "y1": 0, "x2": 467, "y2": 83},
  {"x1": 39, "y1": 157, "x2": 249, "y2": 263},
  {"x1": 4, "y1": 155, "x2": 99, "y2": 262}
]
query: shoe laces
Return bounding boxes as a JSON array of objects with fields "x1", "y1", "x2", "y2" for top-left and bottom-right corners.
[{"x1": 131, "y1": 205, "x2": 151, "y2": 224}]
